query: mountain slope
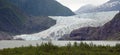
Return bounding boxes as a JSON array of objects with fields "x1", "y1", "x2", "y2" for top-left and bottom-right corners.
[
  {"x1": 94, "y1": 11, "x2": 120, "y2": 40},
  {"x1": 0, "y1": 0, "x2": 26, "y2": 39},
  {"x1": 69, "y1": 12, "x2": 120, "y2": 40},
  {"x1": 0, "y1": 0, "x2": 27, "y2": 33},
  {"x1": 7, "y1": 0, "x2": 74, "y2": 16},
  {"x1": 95, "y1": 0, "x2": 120, "y2": 12},
  {"x1": 76, "y1": 0, "x2": 120, "y2": 14},
  {"x1": 0, "y1": 0, "x2": 56, "y2": 40}
]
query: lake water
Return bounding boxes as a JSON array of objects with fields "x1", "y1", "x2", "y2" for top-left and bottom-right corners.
[{"x1": 0, "y1": 41, "x2": 120, "y2": 49}]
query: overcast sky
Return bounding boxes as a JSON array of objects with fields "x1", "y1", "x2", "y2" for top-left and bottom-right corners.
[{"x1": 56, "y1": 0, "x2": 110, "y2": 11}]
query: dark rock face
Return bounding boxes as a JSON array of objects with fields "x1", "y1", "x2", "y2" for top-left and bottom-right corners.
[
  {"x1": 95, "y1": 12, "x2": 120, "y2": 40},
  {"x1": 0, "y1": 0, "x2": 56, "y2": 40},
  {"x1": 7, "y1": 0, "x2": 75, "y2": 16},
  {"x1": 70, "y1": 27, "x2": 99, "y2": 40},
  {"x1": 76, "y1": 0, "x2": 120, "y2": 14},
  {"x1": 65, "y1": 12, "x2": 120, "y2": 40}
]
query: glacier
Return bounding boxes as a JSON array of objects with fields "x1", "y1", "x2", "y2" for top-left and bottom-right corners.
[{"x1": 13, "y1": 11, "x2": 119, "y2": 40}]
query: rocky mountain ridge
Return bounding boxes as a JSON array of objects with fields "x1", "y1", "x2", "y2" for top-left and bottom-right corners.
[
  {"x1": 68, "y1": 12, "x2": 120, "y2": 40},
  {"x1": 76, "y1": 0, "x2": 120, "y2": 14}
]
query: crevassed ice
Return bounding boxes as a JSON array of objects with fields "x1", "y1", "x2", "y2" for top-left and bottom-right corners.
[{"x1": 14, "y1": 11, "x2": 119, "y2": 40}]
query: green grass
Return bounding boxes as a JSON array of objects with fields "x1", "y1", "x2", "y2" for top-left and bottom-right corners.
[{"x1": 0, "y1": 42, "x2": 120, "y2": 55}]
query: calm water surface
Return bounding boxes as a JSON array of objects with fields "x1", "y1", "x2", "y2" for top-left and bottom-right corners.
[{"x1": 0, "y1": 41, "x2": 120, "y2": 49}]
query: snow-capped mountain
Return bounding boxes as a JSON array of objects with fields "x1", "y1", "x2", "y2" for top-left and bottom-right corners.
[
  {"x1": 76, "y1": 0, "x2": 120, "y2": 14},
  {"x1": 96, "y1": 0, "x2": 120, "y2": 11},
  {"x1": 75, "y1": 4, "x2": 96, "y2": 14}
]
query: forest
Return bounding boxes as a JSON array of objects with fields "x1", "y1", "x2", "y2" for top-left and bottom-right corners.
[{"x1": 0, "y1": 42, "x2": 120, "y2": 55}]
